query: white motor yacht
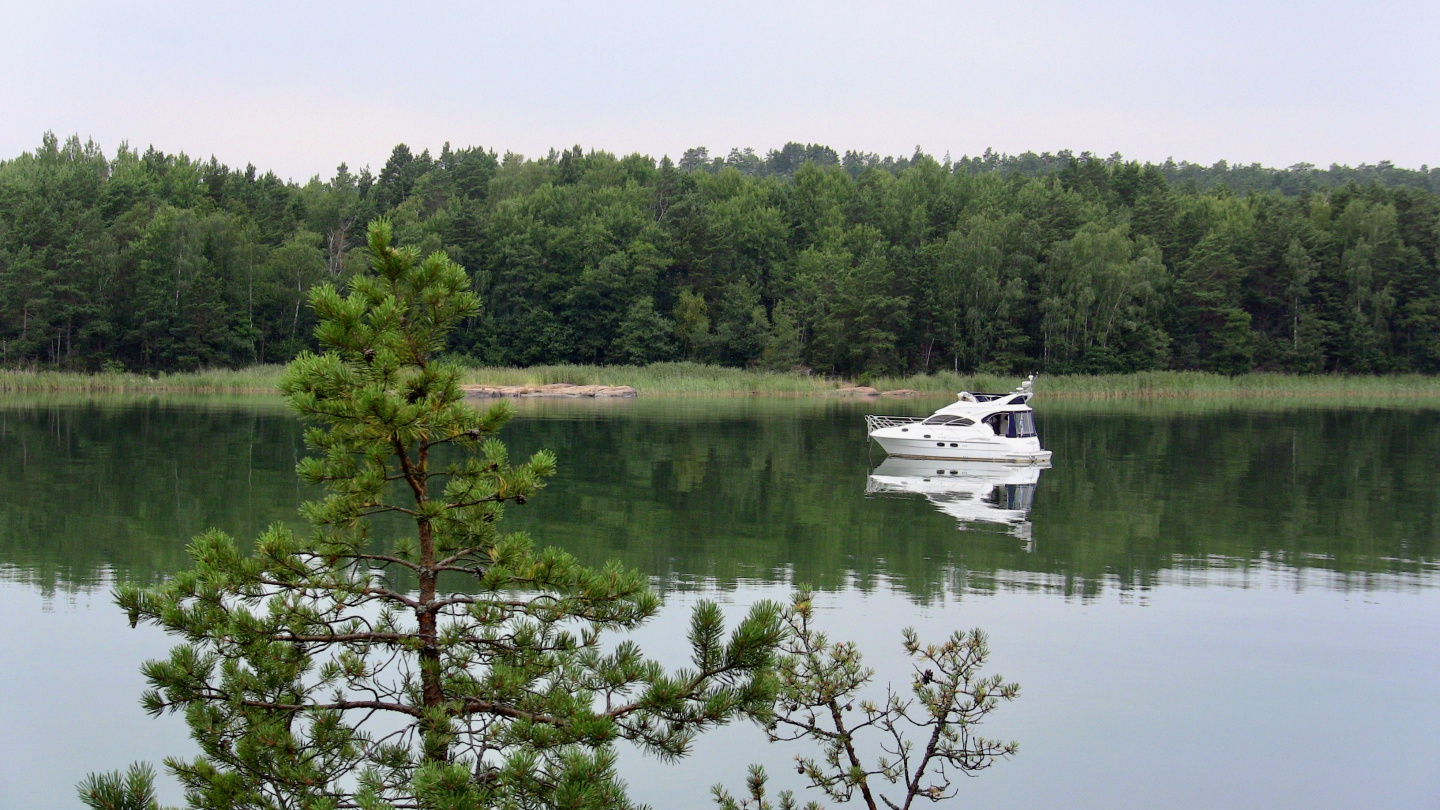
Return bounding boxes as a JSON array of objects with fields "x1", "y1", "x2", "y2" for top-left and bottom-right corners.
[{"x1": 864, "y1": 376, "x2": 1052, "y2": 464}]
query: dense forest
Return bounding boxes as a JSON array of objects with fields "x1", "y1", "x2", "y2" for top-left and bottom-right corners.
[{"x1": 2, "y1": 132, "x2": 1438, "y2": 376}]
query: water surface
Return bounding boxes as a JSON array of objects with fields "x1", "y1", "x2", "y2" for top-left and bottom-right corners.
[{"x1": 1, "y1": 395, "x2": 1436, "y2": 808}]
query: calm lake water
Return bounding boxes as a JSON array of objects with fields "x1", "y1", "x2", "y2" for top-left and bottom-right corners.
[{"x1": 1, "y1": 395, "x2": 1437, "y2": 808}]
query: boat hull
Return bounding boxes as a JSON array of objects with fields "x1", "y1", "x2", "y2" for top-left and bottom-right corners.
[{"x1": 870, "y1": 434, "x2": 1052, "y2": 464}]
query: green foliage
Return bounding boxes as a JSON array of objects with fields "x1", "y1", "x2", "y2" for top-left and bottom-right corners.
[
  {"x1": 715, "y1": 591, "x2": 1019, "y2": 810},
  {"x1": 4, "y1": 135, "x2": 1439, "y2": 376},
  {"x1": 614, "y1": 296, "x2": 678, "y2": 364},
  {"x1": 713, "y1": 281, "x2": 771, "y2": 367},
  {"x1": 757, "y1": 303, "x2": 804, "y2": 371},
  {"x1": 712, "y1": 765, "x2": 819, "y2": 810},
  {"x1": 672, "y1": 289, "x2": 714, "y2": 360},
  {"x1": 84, "y1": 218, "x2": 785, "y2": 810},
  {"x1": 78, "y1": 763, "x2": 164, "y2": 810},
  {"x1": 1039, "y1": 224, "x2": 1168, "y2": 373},
  {"x1": 927, "y1": 214, "x2": 1029, "y2": 373}
]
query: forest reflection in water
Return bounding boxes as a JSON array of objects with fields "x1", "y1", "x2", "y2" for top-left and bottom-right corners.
[{"x1": 0, "y1": 394, "x2": 1436, "y2": 597}]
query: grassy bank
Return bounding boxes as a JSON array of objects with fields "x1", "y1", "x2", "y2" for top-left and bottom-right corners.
[
  {"x1": 453, "y1": 362, "x2": 853, "y2": 395},
  {"x1": 0, "y1": 366, "x2": 288, "y2": 394},
  {"x1": 0, "y1": 363, "x2": 843, "y2": 395},
  {"x1": 4, "y1": 363, "x2": 1440, "y2": 400}
]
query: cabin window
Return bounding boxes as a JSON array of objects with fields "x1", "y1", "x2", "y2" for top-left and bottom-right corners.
[
  {"x1": 983, "y1": 413, "x2": 1011, "y2": 436},
  {"x1": 921, "y1": 415, "x2": 976, "y2": 426},
  {"x1": 1013, "y1": 411, "x2": 1037, "y2": 437},
  {"x1": 983, "y1": 411, "x2": 1037, "y2": 438}
]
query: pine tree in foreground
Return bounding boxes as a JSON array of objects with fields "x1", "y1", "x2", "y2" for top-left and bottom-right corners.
[
  {"x1": 81, "y1": 218, "x2": 785, "y2": 810},
  {"x1": 80, "y1": 217, "x2": 1021, "y2": 810}
]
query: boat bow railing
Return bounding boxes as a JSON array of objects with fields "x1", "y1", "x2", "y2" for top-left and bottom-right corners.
[{"x1": 865, "y1": 414, "x2": 924, "y2": 433}]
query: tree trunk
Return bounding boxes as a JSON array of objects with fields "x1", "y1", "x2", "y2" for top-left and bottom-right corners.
[
  {"x1": 406, "y1": 441, "x2": 448, "y2": 764},
  {"x1": 417, "y1": 515, "x2": 447, "y2": 762}
]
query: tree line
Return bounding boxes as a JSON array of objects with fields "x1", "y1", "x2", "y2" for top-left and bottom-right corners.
[{"x1": 2, "y1": 132, "x2": 1437, "y2": 376}]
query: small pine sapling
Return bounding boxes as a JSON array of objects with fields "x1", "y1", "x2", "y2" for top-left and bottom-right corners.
[{"x1": 716, "y1": 589, "x2": 1019, "y2": 810}]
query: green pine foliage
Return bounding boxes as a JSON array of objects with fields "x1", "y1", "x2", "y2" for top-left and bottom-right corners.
[
  {"x1": 713, "y1": 591, "x2": 1019, "y2": 810},
  {"x1": 86, "y1": 219, "x2": 785, "y2": 810},
  {"x1": 4, "y1": 134, "x2": 1439, "y2": 377},
  {"x1": 78, "y1": 763, "x2": 163, "y2": 810}
]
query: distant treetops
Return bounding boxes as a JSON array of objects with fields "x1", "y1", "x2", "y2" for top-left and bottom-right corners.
[{"x1": 3, "y1": 133, "x2": 1437, "y2": 376}]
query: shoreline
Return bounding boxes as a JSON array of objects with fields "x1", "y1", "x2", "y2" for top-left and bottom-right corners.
[{"x1": 4, "y1": 364, "x2": 1440, "y2": 400}]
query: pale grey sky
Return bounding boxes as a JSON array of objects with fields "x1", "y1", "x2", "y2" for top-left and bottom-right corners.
[{"x1": 3, "y1": 0, "x2": 1435, "y2": 181}]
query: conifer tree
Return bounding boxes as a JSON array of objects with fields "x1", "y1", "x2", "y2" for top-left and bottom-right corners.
[
  {"x1": 712, "y1": 591, "x2": 1019, "y2": 810},
  {"x1": 82, "y1": 218, "x2": 783, "y2": 810}
]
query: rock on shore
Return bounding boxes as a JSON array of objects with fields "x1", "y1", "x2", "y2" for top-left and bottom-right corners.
[{"x1": 461, "y1": 383, "x2": 638, "y2": 398}]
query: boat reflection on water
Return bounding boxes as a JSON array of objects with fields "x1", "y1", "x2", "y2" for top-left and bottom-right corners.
[{"x1": 865, "y1": 457, "x2": 1047, "y2": 548}]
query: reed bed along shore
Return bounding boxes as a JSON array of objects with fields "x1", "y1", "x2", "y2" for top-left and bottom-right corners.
[
  {"x1": 0, "y1": 365, "x2": 289, "y2": 394},
  {"x1": 455, "y1": 362, "x2": 849, "y2": 395},
  {"x1": 4, "y1": 363, "x2": 1440, "y2": 400}
]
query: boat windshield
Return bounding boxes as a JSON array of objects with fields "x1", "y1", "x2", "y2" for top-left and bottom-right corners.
[{"x1": 922, "y1": 415, "x2": 976, "y2": 426}]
